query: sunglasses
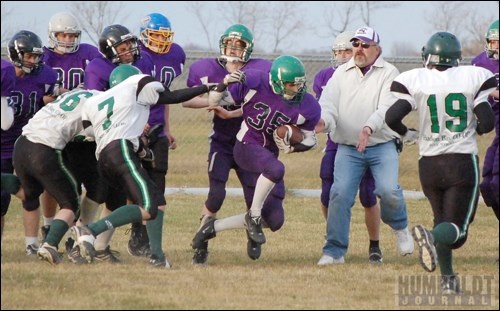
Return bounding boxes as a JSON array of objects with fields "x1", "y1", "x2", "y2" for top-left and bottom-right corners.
[{"x1": 352, "y1": 41, "x2": 376, "y2": 49}]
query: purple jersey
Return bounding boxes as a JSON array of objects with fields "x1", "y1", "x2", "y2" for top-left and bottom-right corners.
[
  {"x1": 313, "y1": 66, "x2": 337, "y2": 152},
  {"x1": 187, "y1": 58, "x2": 272, "y2": 152},
  {"x1": 1, "y1": 59, "x2": 16, "y2": 97},
  {"x1": 83, "y1": 54, "x2": 155, "y2": 91},
  {"x1": 1, "y1": 64, "x2": 58, "y2": 159},
  {"x1": 313, "y1": 66, "x2": 335, "y2": 100},
  {"x1": 42, "y1": 43, "x2": 101, "y2": 90},
  {"x1": 140, "y1": 41, "x2": 186, "y2": 129},
  {"x1": 229, "y1": 69, "x2": 321, "y2": 154}
]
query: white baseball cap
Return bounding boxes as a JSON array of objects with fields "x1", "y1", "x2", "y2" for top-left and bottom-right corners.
[{"x1": 350, "y1": 27, "x2": 380, "y2": 44}]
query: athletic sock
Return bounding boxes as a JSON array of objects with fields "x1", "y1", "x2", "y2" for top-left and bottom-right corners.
[
  {"x1": 146, "y1": 210, "x2": 164, "y2": 258},
  {"x1": 88, "y1": 204, "x2": 142, "y2": 236}
]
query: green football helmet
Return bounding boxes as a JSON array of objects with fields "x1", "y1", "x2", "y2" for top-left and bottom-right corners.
[
  {"x1": 219, "y1": 24, "x2": 254, "y2": 63},
  {"x1": 421, "y1": 32, "x2": 462, "y2": 68},
  {"x1": 109, "y1": 64, "x2": 141, "y2": 88},
  {"x1": 485, "y1": 19, "x2": 499, "y2": 60},
  {"x1": 269, "y1": 55, "x2": 307, "y2": 103}
]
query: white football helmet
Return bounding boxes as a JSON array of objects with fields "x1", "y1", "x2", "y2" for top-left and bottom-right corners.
[
  {"x1": 331, "y1": 31, "x2": 355, "y2": 68},
  {"x1": 48, "y1": 12, "x2": 81, "y2": 53}
]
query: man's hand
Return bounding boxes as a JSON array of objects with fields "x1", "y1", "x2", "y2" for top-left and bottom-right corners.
[
  {"x1": 403, "y1": 128, "x2": 419, "y2": 145},
  {"x1": 356, "y1": 126, "x2": 372, "y2": 152}
]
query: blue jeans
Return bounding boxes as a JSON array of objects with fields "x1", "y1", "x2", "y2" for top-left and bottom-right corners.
[{"x1": 322, "y1": 141, "x2": 408, "y2": 258}]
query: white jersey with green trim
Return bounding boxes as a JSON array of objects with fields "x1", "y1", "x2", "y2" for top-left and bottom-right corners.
[
  {"x1": 81, "y1": 74, "x2": 165, "y2": 159},
  {"x1": 392, "y1": 66, "x2": 495, "y2": 156},
  {"x1": 22, "y1": 89, "x2": 100, "y2": 150}
]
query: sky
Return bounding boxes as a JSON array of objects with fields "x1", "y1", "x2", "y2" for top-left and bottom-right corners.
[{"x1": 1, "y1": 1, "x2": 498, "y2": 56}]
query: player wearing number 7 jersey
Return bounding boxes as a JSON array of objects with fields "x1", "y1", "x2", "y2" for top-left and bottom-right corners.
[
  {"x1": 386, "y1": 32, "x2": 496, "y2": 294},
  {"x1": 71, "y1": 64, "x2": 220, "y2": 267}
]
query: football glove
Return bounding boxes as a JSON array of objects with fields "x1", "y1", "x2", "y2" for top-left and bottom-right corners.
[
  {"x1": 273, "y1": 126, "x2": 294, "y2": 154},
  {"x1": 223, "y1": 70, "x2": 246, "y2": 85},
  {"x1": 402, "y1": 128, "x2": 419, "y2": 145},
  {"x1": 208, "y1": 89, "x2": 225, "y2": 107}
]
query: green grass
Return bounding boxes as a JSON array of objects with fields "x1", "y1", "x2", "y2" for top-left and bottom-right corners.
[{"x1": 1, "y1": 194, "x2": 498, "y2": 310}]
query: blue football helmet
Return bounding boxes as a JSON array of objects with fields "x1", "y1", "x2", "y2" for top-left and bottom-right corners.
[{"x1": 139, "y1": 13, "x2": 174, "y2": 54}]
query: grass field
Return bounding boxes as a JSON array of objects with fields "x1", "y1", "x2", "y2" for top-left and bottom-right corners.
[{"x1": 1, "y1": 193, "x2": 498, "y2": 310}]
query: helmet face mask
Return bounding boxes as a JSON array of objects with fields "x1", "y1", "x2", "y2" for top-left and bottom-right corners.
[
  {"x1": 140, "y1": 13, "x2": 174, "y2": 54},
  {"x1": 485, "y1": 20, "x2": 499, "y2": 60},
  {"x1": 109, "y1": 64, "x2": 141, "y2": 88},
  {"x1": 421, "y1": 32, "x2": 462, "y2": 69},
  {"x1": 219, "y1": 24, "x2": 254, "y2": 63},
  {"x1": 8, "y1": 30, "x2": 44, "y2": 74},
  {"x1": 269, "y1": 55, "x2": 307, "y2": 103},
  {"x1": 48, "y1": 12, "x2": 82, "y2": 53},
  {"x1": 99, "y1": 24, "x2": 140, "y2": 64}
]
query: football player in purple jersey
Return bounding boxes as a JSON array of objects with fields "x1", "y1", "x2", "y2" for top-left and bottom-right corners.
[
  {"x1": 122, "y1": 13, "x2": 186, "y2": 262},
  {"x1": 183, "y1": 24, "x2": 272, "y2": 264},
  {"x1": 1, "y1": 30, "x2": 61, "y2": 256},
  {"x1": 192, "y1": 55, "x2": 321, "y2": 263},
  {"x1": 313, "y1": 31, "x2": 382, "y2": 263},
  {"x1": 472, "y1": 20, "x2": 499, "y2": 222},
  {"x1": 39, "y1": 12, "x2": 103, "y2": 249},
  {"x1": 1, "y1": 60, "x2": 15, "y2": 132},
  {"x1": 73, "y1": 24, "x2": 156, "y2": 264},
  {"x1": 1, "y1": 59, "x2": 16, "y2": 242}
]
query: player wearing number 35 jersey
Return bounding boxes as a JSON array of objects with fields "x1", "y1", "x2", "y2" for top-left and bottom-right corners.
[{"x1": 386, "y1": 32, "x2": 496, "y2": 294}]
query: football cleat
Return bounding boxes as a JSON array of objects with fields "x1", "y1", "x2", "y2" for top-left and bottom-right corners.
[
  {"x1": 245, "y1": 212, "x2": 266, "y2": 244},
  {"x1": 412, "y1": 225, "x2": 437, "y2": 272},
  {"x1": 191, "y1": 216, "x2": 216, "y2": 250}
]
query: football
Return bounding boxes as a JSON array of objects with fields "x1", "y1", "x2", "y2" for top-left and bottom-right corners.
[{"x1": 275, "y1": 124, "x2": 304, "y2": 145}]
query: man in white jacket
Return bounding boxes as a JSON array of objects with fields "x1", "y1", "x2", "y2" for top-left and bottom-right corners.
[{"x1": 316, "y1": 26, "x2": 414, "y2": 265}]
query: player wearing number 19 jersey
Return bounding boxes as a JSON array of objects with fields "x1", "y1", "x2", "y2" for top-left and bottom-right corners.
[{"x1": 386, "y1": 32, "x2": 496, "y2": 294}]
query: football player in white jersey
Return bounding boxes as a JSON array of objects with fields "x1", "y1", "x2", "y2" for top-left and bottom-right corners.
[
  {"x1": 386, "y1": 32, "x2": 496, "y2": 294},
  {"x1": 1, "y1": 88, "x2": 100, "y2": 264},
  {"x1": 71, "y1": 64, "x2": 239, "y2": 267}
]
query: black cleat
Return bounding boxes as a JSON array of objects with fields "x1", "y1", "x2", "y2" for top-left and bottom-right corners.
[
  {"x1": 191, "y1": 217, "x2": 216, "y2": 250},
  {"x1": 245, "y1": 212, "x2": 266, "y2": 244},
  {"x1": 246, "y1": 231, "x2": 261, "y2": 260},
  {"x1": 127, "y1": 223, "x2": 151, "y2": 257}
]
